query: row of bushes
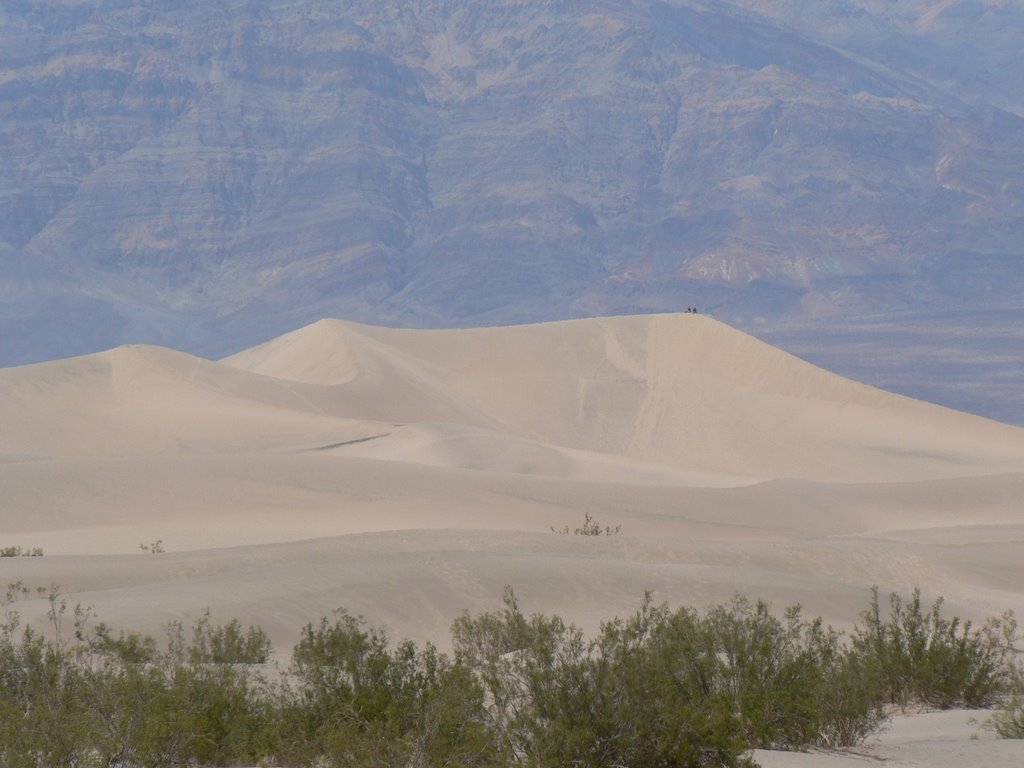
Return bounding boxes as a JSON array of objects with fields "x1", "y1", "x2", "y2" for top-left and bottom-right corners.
[
  {"x1": 0, "y1": 584, "x2": 1020, "y2": 767},
  {"x1": 0, "y1": 546, "x2": 43, "y2": 558}
]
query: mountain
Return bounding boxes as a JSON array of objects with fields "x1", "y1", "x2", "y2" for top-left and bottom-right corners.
[
  {"x1": 1, "y1": 0, "x2": 1021, "y2": 421},
  {"x1": 731, "y1": 0, "x2": 1024, "y2": 116}
]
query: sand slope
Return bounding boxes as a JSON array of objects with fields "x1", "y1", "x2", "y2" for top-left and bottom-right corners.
[
  {"x1": 225, "y1": 314, "x2": 1024, "y2": 482},
  {"x1": 755, "y1": 708, "x2": 1023, "y2": 768}
]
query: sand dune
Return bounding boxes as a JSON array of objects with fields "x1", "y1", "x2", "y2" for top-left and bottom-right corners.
[
  {"x1": 755, "y1": 708, "x2": 1023, "y2": 768},
  {"x1": 0, "y1": 343, "x2": 382, "y2": 459},
  {"x1": 2, "y1": 313, "x2": 1024, "y2": 709},
  {"x1": 3, "y1": 313, "x2": 1024, "y2": 763},
  {"x1": 225, "y1": 314, "x2": 1024, "y2": 482},
  {"x1": 4, "y1": 312, "x2": 1022, "y2": 480}
]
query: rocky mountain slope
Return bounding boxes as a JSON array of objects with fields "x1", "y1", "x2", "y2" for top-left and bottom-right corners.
[{"x1": 1, "y1": 0, "x2": 1021, "y2": 420}]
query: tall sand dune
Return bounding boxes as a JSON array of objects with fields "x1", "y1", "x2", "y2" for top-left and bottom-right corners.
[{"x1": 225, "y1": 313, "x2": 1024, "y2": 481}]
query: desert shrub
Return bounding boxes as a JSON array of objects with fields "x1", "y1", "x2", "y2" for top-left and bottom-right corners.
[
  {"x1": 0, "y1": 584, "x2": 1018, "y2": 765},
  {"x1": 91, "y1": 623, "x2": 160, "y2": 664},
  {"x1": 452, "y1": 589, "x2": 753, "y2": 768},
  {"x1": 551, "y1": 512, "x2": 620, "y2": 536},
  {"x1": 84, "y1": 655, "x2": 189, "y2": 767},
  {"x1": 166, "y1": 661, "x2": 274, "y2": 765},
  {"x1": 704, "y1": 597, "x2": 823, "y2": 748},
  {"x1": 990, "y1": 660, "x2": 1024, "y2": 739},
  {"x1": 451, "y1": 589, "x2": 901, "y2": 760},
  {"x1": 591, "y1": 595, "x2": 884, "y2": 753},
  {"x1": 0, "y1": 624, "x2": 97, "y2": 767},
  {"x1": 0, "y1": 589, "x2": 275, "y2": 768},
  {"x1": 992, "y1": 694, "x2": 1024, "y2": 738},
  {"x1": 703, "y1": 596, "x2": 886, "y2": 750},
  {"x1": 295, "y1": 661, "x2": 504, "y2": 768},
  {"x1": 0, "y1": 547, "x2": 43, "y2": 558},
  {"x1": 281, "y1": 610, "x2": 505, "y2": 767},
  {"x1": 88, "y1": 622, "x2": 274, "y2": 767},
  {"x1": 286, "y1": 609, "x2": 393, "y2": 728},
  {"x1": 811, "y1": 644, "x2": 889, "y2": 748},
  {"x1": 0, "y1": 587, "x2": 99, "y2": 766},
  {"x1": 80, "y1": 648, "x2": 274, "y2": 767},
  {"x1": 184, "y1": 612, "x2": 272, "y2": 664},
  {"x1": 850, "y1": 587, "x2": 1018, "y2": 708},
  {"x1": 158, "y1": 618, "x2": 275, "y2": 763},
  {"x1": 583, "y1": 599, "x2": 751, "y2": 767}
]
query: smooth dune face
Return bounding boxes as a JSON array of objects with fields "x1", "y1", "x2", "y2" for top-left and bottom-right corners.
[
  {"x1": 2, "y1": 313, "x2": 1024, "y2": 671},
  {"x1": 224, "y1": 313, "x2": 1024, "y2": 482}
]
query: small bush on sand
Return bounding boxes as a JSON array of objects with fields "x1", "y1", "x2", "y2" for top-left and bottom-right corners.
[
  {"x1": 451, "y1": 588, "x2": 885, "y2": 765},
  {"x1": 184, "y1": 612, "x2": 272, "y2": 664},
  {"x1": 278, "y1": 609, "x2": 504, "y2": 767},
  {"x1": 551, "y1": 512, "x2": 621, "y2": 536},
  {"x1": 992, "y1": 693, "x2": 1024, "y2": 738},
  {"x1": 850, "y1": 587, "x2": 1018, "y2": 709},
  {"x1": 990, "y1": 660, "x2": 1024, "y2": 738},
  {"x1": 0, "y1": 546, "x2": 43, "y2": 557}
]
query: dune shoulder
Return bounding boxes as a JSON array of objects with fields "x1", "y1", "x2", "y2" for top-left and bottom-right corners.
[{"x1": 755, "y1": 709, "x2": 1023, "y2": 768}]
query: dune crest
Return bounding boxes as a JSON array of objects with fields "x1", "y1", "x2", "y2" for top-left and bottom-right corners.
[{"x1": 223, "y1": 313, "x2": 1024, "y2": 482}]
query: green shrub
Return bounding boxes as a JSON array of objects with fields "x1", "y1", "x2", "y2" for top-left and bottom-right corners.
[
  {"x1": 282, "y1": 609, "x2": 505, "y2": 767},
  {"x1": 0, "y1": 624, "x2": 97, "y2": 767},
  {"x1": 990, "y1": 660, "x2": 1024, "y2": 739},
  {"x1": 992, "y1": 694, "x2": 1024, "y2": 738},
  {"x1": 91, "y1": 623, "x2": 160, "y2": 664},
  {"x1": 452, "y1": 589, "x2": 753, "y2": 768},
  {"x1": 850, "y1": 587, "x2": 1018, "y2": 708},
  {"x1": 73, "y1": 614, "x2": 276, "y2": 765},
  {"x1": 703, "y1": 596, "x2": 886, "y2": 750},
  {"x1": 551, "y1": 512, "x2": 621, "y2": 536},
  {"x1": 84, "y1": 648, "x2": 274, "y2": 766},
  {"x1": 0, "y1": 547, "x2": 43, "y2": 558},
  {"x1": 584, "y1": 598, "x2": 752, "y2": 767},
  {"x1": 811, "y1": 644, "x2": 889, "y2": 748},
  {"x1": 0, "y1": 584, "x2": 1018, "y2": 765},
  {"x1": 183, "y1": 612, "x2": 272, "y2": 664},
  {"x1": 0, "y1": 589, "x2": 276, "y2": 768}
]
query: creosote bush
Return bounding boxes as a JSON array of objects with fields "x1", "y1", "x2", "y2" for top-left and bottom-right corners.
[
  {"x1": 276, "y1": 609, "x2": 503, "y2": 767},
  {"x1": 850, "y1": 587, "x2": 1018, "y2": 709},
  {"x1": 0, "y1": 546, "x2": 43, "y2": 557},
  {"x1": 550, "y1": 511, "x2": 621, "y2": 536},
  {"x1": 990, "y1": 660, "x2": 1024, "y2": 738},
  {"x1": 993, "y1": 693, "x2": 1024, "y2": 738},
  {"x1": 185, "y1": 611, "x2": 272, "y2": 664},
  {"x1": 0, "y1": 583, "x2": 1019, "y2": 767}
]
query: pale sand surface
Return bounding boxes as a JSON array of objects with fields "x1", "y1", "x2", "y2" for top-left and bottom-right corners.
[
  {"x1": 755, "y1": 708, "x2": 1024, "y2": 767},
  {"x1": 1, "y1": 315, "x2": 1023, "y2": 746}
]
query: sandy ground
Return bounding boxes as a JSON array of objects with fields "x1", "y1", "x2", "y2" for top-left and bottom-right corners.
[
  {"x1": 1, "y1": 313, "x2": 1023, "y2": 766},
  {"x1": 755, "y1": 708, "x2": 1023, "y2": 767}
]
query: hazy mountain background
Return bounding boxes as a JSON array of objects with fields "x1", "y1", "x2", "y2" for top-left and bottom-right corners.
[{"x1": 1, "y1": 0, "x2": 1021, "y2": 423}]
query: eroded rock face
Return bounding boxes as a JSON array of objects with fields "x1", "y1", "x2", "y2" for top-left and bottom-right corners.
[{"x1": 1, "y1": 1, "x2": 1022, "y2": 420}]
